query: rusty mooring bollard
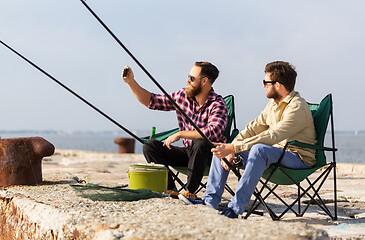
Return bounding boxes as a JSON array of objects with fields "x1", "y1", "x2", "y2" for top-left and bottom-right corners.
[
  {"x1": 0, "y1": 137, "x2": 55, "y2": 186},
  {"x1": 114, "y1": 137, "x2": 135, "y2": 153}
]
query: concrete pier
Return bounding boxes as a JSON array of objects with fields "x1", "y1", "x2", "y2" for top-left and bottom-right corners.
[{"x1": 1, "y1": 149, "x2": 364, "y2": 239}]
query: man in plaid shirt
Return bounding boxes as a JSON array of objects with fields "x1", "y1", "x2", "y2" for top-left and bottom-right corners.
[{"x1": 122, "y1": 62, "x2": 228, "y2": 199}]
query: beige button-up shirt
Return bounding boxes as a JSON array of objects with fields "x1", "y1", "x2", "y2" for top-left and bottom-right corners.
[{"x1": 232, "y1": 91, "x2": 317, "y2": 167}]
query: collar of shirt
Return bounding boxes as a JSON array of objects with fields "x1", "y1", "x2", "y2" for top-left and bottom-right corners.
[
  {"x1": 270, "y1": 90, "x2": 299, "y2": 107},
  {"x1": 270, "y1": 91, "x2": 299, "y2": 122},
  {"x1": 281, "y1": 90, "x2": 298, "y2": 104},
  {"x1": 187, "y1": 88, "x2": 217, "y2": 113}
]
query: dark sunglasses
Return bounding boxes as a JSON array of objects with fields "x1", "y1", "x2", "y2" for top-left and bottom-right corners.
[
  {"x1": 263, "y1": 80, "x2": 284, "y2": 86},
  {"x1": 188, "y1": 75, "x2": 206, "y2": 82},
  {"x1": 188, "y1": 75, "x2": 196, "y2": 82}
]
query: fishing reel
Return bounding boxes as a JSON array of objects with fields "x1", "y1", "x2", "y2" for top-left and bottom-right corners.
[{"x1": 232, "y1": 154, "x2": 243, "y2": 168}]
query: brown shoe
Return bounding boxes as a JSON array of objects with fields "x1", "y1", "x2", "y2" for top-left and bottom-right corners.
[
  {"x1": 182, "y1": 191, "x2": 197, "y2": 199},
  {"x1": 167, "y1": 190, "x2": 179, "y2": 197}
]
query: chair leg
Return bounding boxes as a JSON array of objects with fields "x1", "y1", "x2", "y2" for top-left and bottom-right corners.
[
  {"x1": 194, "y1": 182, "x2": 206, "y2": 195},
  {"x1": 277, "y1": 167, "x2": 335, "y2": 220},
  {"x1": 245, "y1": 182, "x2": 279, "y2": 220},
  {"x1": 298, "y1": 183, "x2": 301, "y2": 216},
  {"x1": 251, "y1": 167, "x2": 302, "y2": 218},
  {"x1": 249, "y1": 165, "x2": 337, "y2": 220},
  {"x1": 224, "y1": 184, "x2": 235, "y2": 196},
  {"x1": 166, "y1": 166, "x2": 187, "y2": 192},
  {"x1": 304, "y1": 165, "x2": 336, "y2": 220},
  {"x1": 330, "y1": 106, "x2": 338, "y2": 220},
  {"x1": 253, "y1": 188, "x2": 279, "y2": 220},
  {"x1": 245, "y1": 166, "x2": 284, "y2": 220},
  {"x1": 262, "y1": 182, "x2": 301, "y2": 218},
  {"x1": 333, "y1": 162, "x2": 338, "y2": 220},
  {"x1": 275, "y1": 166, "x2": 335, "y2": 219},
  {"x1": 304, "y1": 179, "x2": 335, "y2": 219}
]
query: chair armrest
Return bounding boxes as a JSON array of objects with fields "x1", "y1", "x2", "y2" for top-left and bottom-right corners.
[
  {"x1": 287, "y1": 140, "x2": 338, "y2": 152},
  {"x1": 141, "y1": 128, "x2": 179, "y2": 141}
]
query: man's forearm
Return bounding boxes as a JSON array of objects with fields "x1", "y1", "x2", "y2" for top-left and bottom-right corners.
[
  {"x1": 127, "y1": 80, "x2": 152, "y2": 107},
  {"x1": 179, "y1": 129, "x2": 204, "y2": 140}
]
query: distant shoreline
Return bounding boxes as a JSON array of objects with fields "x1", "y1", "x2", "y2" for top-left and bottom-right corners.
[
  {"x1": 0, "y1": 129, "x2": 149, "y2": 136},
  {"x1": 1, "y1": 130, "x2": 364, "y2": 164},
  {"x1": 1, "y1": 129, "x2": 364, "y2": 135}
]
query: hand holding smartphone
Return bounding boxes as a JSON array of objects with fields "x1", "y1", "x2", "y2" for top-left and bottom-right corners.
[{"x1": 122, "y1": 67, "x2": 129, "y2": 78}]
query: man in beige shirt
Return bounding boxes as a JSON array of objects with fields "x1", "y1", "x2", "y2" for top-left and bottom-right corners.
[{"x1": 180, "y1": 61, "x2": 317, "y2": 218}]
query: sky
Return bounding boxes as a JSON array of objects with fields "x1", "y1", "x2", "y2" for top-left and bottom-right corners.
[{"x1": 1, "y1": 0, "x2": 364, "y2": 134}]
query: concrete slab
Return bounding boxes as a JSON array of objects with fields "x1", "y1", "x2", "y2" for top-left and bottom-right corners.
[{"x1": 1, "y1": 149, "x2": 364, "y2": 239}]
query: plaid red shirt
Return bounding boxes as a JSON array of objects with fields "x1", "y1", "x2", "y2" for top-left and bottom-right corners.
[{"x1": 148, "y1": 88, "x2": 228, "y2": 147}]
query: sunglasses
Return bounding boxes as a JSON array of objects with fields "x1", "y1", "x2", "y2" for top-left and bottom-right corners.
[
  {"x1": 188, "y1": 75, "x2": 196, "y2": 82},
  {"x1": 263, "y1": 80, "x2": 284, "y2": 86},
  {"x1": 188, "y1": 75, "x2": 206, "y2": 82}
]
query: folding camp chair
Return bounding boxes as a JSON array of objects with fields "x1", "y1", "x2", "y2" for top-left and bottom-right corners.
[
  {"x1": 142, "y1": 95, "x2": 239, "y2": 196},
  {"x1": 244, "y1": 94, "x2": 338, "y2": 220}
]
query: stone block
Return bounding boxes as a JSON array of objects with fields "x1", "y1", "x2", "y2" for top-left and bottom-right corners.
[
  {"x1": 0, "y1": 137, "x2": 55, "y2": 186},
  {"x1": 114, "y1": 137, "x2": 135, "y2": 153}
]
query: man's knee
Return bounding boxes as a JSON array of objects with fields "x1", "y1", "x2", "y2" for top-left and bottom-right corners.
[
  {"x1": 249, "y1": 143, "x2": 270, "y2": 159},
  {"x1": 248, "y1": 144, "x2": 278, "y2": 169},
  {"x1": 142, "y1": 139, "x2": 161, "y2": 153},
  {"x1": 250, "y1": 143, "x2": 267, "y2": 151},
  {"x1": 142, "y1": 139, "x2": 165, "y2": 164}
]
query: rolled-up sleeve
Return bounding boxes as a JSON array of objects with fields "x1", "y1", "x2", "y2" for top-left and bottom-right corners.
[{"x1": 148, "y1": 93, "x2": 176, "y2": 111}]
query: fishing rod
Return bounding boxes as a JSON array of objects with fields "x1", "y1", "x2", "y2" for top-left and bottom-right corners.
[
  {"x1": 0, "y1": 39, "x2": 145, "y2": 145},
  {"x1": 79, "y1": 0, "x2": 242, "y2": 178}
]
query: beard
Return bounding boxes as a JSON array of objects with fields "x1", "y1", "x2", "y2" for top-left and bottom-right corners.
[
  {"x1": 266, "y1": 87, "x2": 281, "y2": 100},
  {"x1": 185, "y1": 82, "x2": 202, "y2": 98}
]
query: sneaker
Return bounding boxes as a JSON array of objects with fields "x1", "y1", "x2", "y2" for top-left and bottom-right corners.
[
  {"x1": 179, "y1": 194, "x2": 215, "y2": 209},
  {"x1": 219, "y1": 207, "x2": 238, "y2": 219},
  {"x1": 182, "y1": 191, "x2": 197, "y2": 199},
  {"x1": 166, "y1": 190, "x2": 179, "y2": 199},
  {"x1": 178, "y1": 194, "x2": 205, "y2": 205},
  {"x1": 166, "y1": 190, "x2": 179, "y2": 197}
]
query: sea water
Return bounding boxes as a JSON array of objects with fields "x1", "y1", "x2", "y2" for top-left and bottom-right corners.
[
  {"x1": 325, "y1": 132, "x2": 365, "y2": 164},
  {"x1": 0, "y1": 131, "x2": 364, "y2": 164}
]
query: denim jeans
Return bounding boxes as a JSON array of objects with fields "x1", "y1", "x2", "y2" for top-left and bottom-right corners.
[{"x1": 202, "y1": 143, "x2": 309, "y2": 215}]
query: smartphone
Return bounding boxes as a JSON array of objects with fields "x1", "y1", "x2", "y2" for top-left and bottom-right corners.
[{"x1": 122, "y1": 68, "x2": 129, "y2": 77}]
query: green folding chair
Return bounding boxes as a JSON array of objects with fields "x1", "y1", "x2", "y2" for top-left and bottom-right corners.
[
  {"x1": 244, "y1": 94, "x2": 338, "y2": 220},
  {"x1": 142, "y1": 95, "x2": 239, "y2": 195}
]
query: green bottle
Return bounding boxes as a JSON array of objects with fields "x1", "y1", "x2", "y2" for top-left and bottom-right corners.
[{"x1": 150, "y1": 126, "x2": 156, "y2": 139}]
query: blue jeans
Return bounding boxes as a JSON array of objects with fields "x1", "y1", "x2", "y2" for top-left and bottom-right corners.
[{"x1": 202, "y1": 143, "x2": 309, "y2": 215}]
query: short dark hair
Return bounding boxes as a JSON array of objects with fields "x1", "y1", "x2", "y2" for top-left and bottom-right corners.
[
  {"x1": 195, "y1": 61, "x2": 219, "y2": 84},
  {"x1": 265, "y1": 61, "x2": 297, "y2": 92}
]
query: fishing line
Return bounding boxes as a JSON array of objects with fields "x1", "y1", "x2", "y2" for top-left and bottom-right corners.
[
  {"x1": 0, "y1": 39, "x2": 145, "y2": 144},
  {"x1": 79, "y1": 0, "x2": 241, "y2": 177}
]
